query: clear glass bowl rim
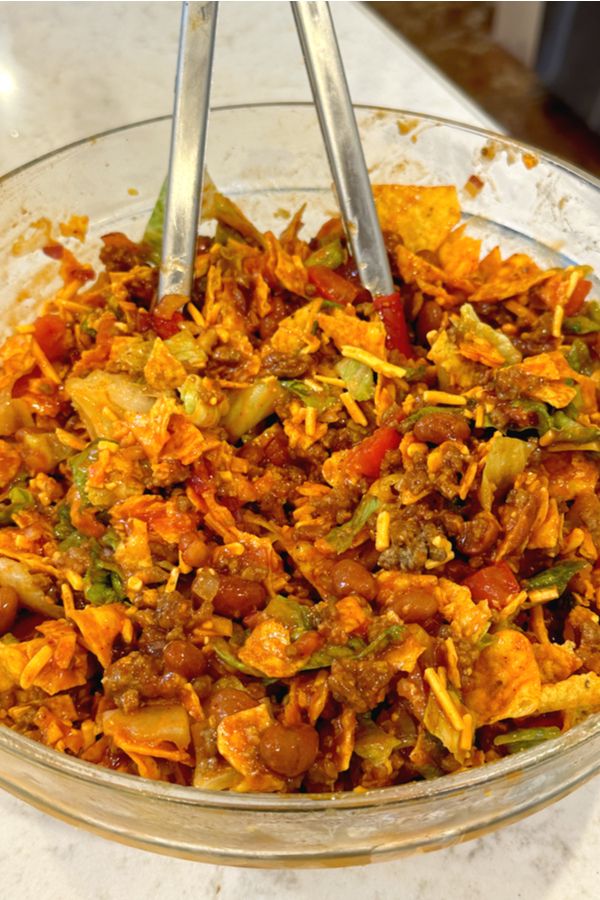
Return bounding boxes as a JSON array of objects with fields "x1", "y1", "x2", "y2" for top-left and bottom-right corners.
[{"x1": 1, "y1": 101, "x2": 599, "y2": 815}]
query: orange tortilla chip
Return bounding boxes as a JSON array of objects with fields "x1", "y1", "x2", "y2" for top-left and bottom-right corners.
[
  {"x1": 317, "y1": 311, "x2": 386, "y2": 358},
  {"x1": 395, "y1": 245, "x2": 473, "y2": 306},
  {"x1": 438, "y1": 225, "x2": 482, "y2": 278},
  {"x1": 470, "y1": 254, "x2": 553, "y2": 302},
  {"x1": 217, "y1": 703, "x2": 286, "y2": 791},
  {"x1": 373, "y1": 184, "x2": 460, "y2": 252},
  {"x1": 464, "y1": 630, "x2": 541, "y2": 725},
  {"x1": 506, "y1": 351, "x2": 580, "y2": 408},
  {"x1": 238, "y1": 618, "x2": 309, "y2": 677},
  {"x1": 478, "y1": 246, "x2": 502, "y2": 280}
]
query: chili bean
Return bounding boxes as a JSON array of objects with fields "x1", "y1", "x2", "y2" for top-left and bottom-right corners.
[
  {"x1": 163, "y1": 640, "x2": 207, "y2": 679},
  {"x1": 388, "y1": 588, "x2": 438, "y2": 623},
  {"x1": 259, "y1": 295, "x2": 287, "y2": 341},
  {"x1": 457, "y1": 512, "x2": 500, "y2": 557},
  {"x1": 331, "y1": 559, "x2": 377, "y2": 601},
  {"x1": 416, "y1": 299, "x2": 443, "y2": 345},
  {"x1": 259, "y1": 722, "x2": 319, "y2": 777},
  {"x1": 207, "y1": 688, "x2": 256, "y2": 723},
  {"x1": 413, "y1": 412, "x2": 470, "y2": 444},
  {"x1": 212, "y1": 575, "x2": 267, "y2": 618},
  {"x1": 0, "y1": 586, "x2": 18, "y2": 635},
  {"x1": 179, "y1": 532, "x2": 209, "y2": 568}
]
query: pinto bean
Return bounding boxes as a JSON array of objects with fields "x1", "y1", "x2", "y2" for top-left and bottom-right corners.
[
  {"x1": 331, "y1": 559, "x2": 377, "y2": 601},
  {"x1": 0, "y1": 586, "x2": 19, "y2": 635},
  {"x1": 416, "y1": 299, "x2": 443, "y2": 344},
  {"x1": 163, "y1": 640, "x2": 207, "y2": 679},
  {"x1": 179, "y1": 532, "x2": 209, "y2": 568},
  {"x1": 388, "y1": 588, "x2": 438, "y2": 623},
  {"x1": 457, "y1": 512, "x2": 500, "y2": 557},
  {"x1": 212, "y1": 575, "x2": 267, "y2": 619},
  {"x1": 258, "y1": 722, "x2": 319, "y2": 777},
  {"x1": 413, "y1": 412, "x2": 470, "y2": 444},
  {"x1": 207, "y1": 688, "x2": 256, "y2": 723}
]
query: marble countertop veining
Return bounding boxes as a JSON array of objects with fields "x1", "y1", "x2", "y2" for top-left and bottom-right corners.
[{"x1": 0, "y1": 3, "x2": 599, "y2": 898}]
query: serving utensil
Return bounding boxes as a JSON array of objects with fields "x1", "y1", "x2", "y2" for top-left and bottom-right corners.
[
  {"x1": 157, "y1": 0, "x2": 409, "y2": 351},
  {"x1": 157, "y1": 0, "x2": 217, "y2": 306},
  {"x1": 292, "y1": 0, "x2": 394, "y2": 299},
  {"x1": 293, "y1": 2, "x2": 412, "y2": 353}
]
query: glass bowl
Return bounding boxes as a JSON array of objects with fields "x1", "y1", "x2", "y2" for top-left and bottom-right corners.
[{"x1": 0, "y1": 104, "x2": 599, "y2": 867}]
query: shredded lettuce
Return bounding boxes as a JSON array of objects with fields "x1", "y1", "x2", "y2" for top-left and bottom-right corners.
[
  {"x1": 280, "y1": 379, "x2": 337, "y2": 411},
  {"x1": 221, "y1": 379, "x2": 285, "y2": 440},
  {"x1": 566, "y1": 339, "x2": 593, "y2": 375},
  {"x1": 110, "y1": 335, "x2": 153, "y2": 374},
  {"x1": 525, "y1": 560, "x2": 587, "y2": 595},
  {"x1": 84, "y1": 545, "x2": 125, "y2": 606},
  {"x1": 265, "y1": 595, "x2": 311, "y2": 639},
  {"x1": 66, "y1": 371, "x2": 156, "y2": 440},
  {"x1": 551, "y1": 412, "x2": 600, "y2": 444},
  {"x1": 0, "y1": 487, "x2": 35, "y2": 526},
  {"x1": 305, "y1": 239, "x2": 346, "y2": 269},
  {"x1": 202, "y1": 173, "x2": 265, "y2": 247},
  {"x1": 480, "y1": 434, "x2": 533, "y2": 511},
  {"x1": 564, "y1": 300, "x2": 600, "y2": 335},
  {"x1": 458, "y1": 304, "x2": 522, "y2": 365},
  {"x1": 335, "y1": 358, "x2": 374, "y2": 401},
  {"x1": 493, "y1": 726, "x2": 561, "y2": 753},
  {"x1": 301, "y1": 644, "x2": 357, "y2": 671},
  {"x1": 355, "y1": 624, "x2": 404, "y2": 659},
  {"x1": 68, "y1": 441, "x2": 101, "y2": 505},
  {"x1": 211, "y1": 638, "x2": 264, "y2": 676},
  {"x1": 512, "y1": 399, "x2": 599, "y2": 444},
  {"x1": 165, "y1": 331, "x2": 207, "y2": 368},
  {"x1": 511, "y1": 400, "x2": 553, "y2": 436},
  {"x1": 53, "y1": 504, "x2": 86, "y2": 549},
  {"x1": 142, "y1": 179, "x2": 167, "y2": 264},
  {"x1": 354, "y1": 720, "x2": 402, "y2": 763},
  {"x1": 325, "y1": 495, "x2": 380, "y2": 554}
]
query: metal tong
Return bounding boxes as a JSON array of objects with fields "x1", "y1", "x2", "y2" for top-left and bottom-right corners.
[{"x1": 157, "y1": 0, "x2": 404, "y2": 335}]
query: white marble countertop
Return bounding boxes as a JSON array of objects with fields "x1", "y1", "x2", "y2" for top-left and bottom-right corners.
[{"x1": 0, "y1": 2, "x2": 599, "y2": 897}]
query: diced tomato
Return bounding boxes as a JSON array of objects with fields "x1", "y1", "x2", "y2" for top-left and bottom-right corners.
[
  {"x1": 151, "y1": 311, "x2": 184, "y2": 339},
  {"x1": 463, "y1": 562, "x2": 520, "y2": 610},
  {"x1": 33, "y1": 314, "x2": 68, "y2": 361},
  {"x1": 137, "y1": 309, "x2": 153, "y2": 333},
  {"x1": 308, "y1": 265, "x2": 360, "y2": 305},
  {"x1": 373, "y1": 291, "x2": 413, "y2": 357},
  {"x1": 346, "y1": 426, "x2": 401, "y2": 479},
  {"x1": 565, "y1": 279, "x2": 592, "y2": 316}
]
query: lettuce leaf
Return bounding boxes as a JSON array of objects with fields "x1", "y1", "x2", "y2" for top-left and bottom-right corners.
[
  {"x1": 0, "y1": 487, "x2": 35, "y2": 526},
  {"x1": 480, "y1": 435, "x2": 533, "y2": 511},
  {"x1": 165, "y1": 331, "x2": 207, "y2": 368},
  {"x1": 525, "y1": 560, "x2": 587, "y2": 595},
  {"x1": 335, "y1": 358, "x2": 374, "y2": 401},
  {"x1": 354, "y1": 720, "x2": 402, "y2": 763},
  {"x1": 458, "y1": 304, "x2": 522, "y2": 365},
  {"x1": 264, "y1": 595, "x2": 311, "y2": 639},
  {"x1": 222, "y1": 379, "x2": 286, "y2": 440},
  {"x1": 142, "y1": 179, "x2": 167, "y2": 264},
  {"x1": 566, "y1": 339, "x2": 593, "y2": 376},
  {"x1": 325, "y1": 495, "x2": 380, "y2": 553},
  {"x1": 564, "y1": 300, "x2": 600, "y2": 335},
  {"x1": 280, "y1": 380, "x2": 337, "y2": 411},
  {"x1": 493, "y1": 726, "x2": 561, "y2": 753},
  {"x1": 305, "y1": 239, "x2": 346, "y2": 269}
]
